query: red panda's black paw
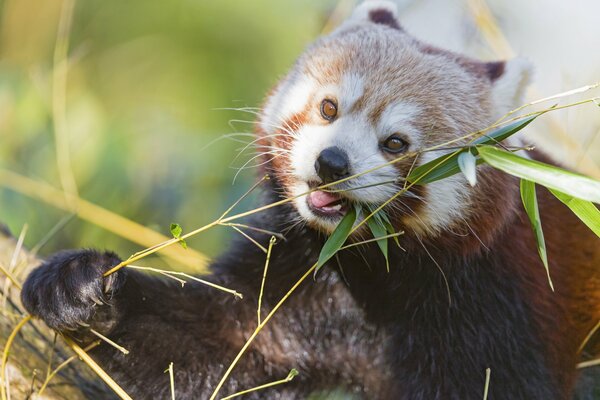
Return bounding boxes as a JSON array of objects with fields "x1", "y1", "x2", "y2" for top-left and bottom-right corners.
[{"x1": 21, "y1": 249, "x2": 125, "y2": 332}]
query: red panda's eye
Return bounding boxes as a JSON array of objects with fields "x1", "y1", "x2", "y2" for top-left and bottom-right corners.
[
  {"x1": 320, "y1": 99, "x2": 338, "y2": 121},
  {"x1": 382, "y1": 135, "x2": 409, "y2": 154}
]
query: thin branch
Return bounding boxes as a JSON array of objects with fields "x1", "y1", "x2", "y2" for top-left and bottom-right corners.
[
  {"x1": 52, "y1": 0, "x2": 79, "y2": 204},
  {"x1": 219, "y1": 369, "x2": 298, "y2": 400},
  {"x1": 1, "y1": 315, "x2": 32, "y2": 400},
  {"x1": 209, "y1": 263, "x2": 318, "y2": 400},
  {"x1": 577, "y1": 358, "x2": 600, "y2": 369},
  {"x1": 483, "y1": 368, "x2": 491, "y2": 400},
  {"x1": 164, "y1": 362, "x2": 175, "y2": 400},
  {"x1": 257, "y1": 237, "x2": 276, "y2": 325},
  {"x1": 63, "y1": 337, "x2": 133, "y2": 400},
  {"x1": 90, "y1": 329, "x2": 129, "y2": 355},
  {"x1": 230, "y1": 226, "x2": 268, "y2": 254},
  {"x1": 579, "y1": 319, "x2": 600, "y2": 354},
  {"x1": 126, "y1": 265, "x2": 243, "y2": 299}
]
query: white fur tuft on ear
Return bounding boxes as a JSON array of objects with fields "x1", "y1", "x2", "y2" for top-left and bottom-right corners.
[
  {"x1": 349, "y1": 1, "x2": 401, "y2": 29},
  {"x1": 491, "y1": 58, "x2": 533, "y2": 116}
]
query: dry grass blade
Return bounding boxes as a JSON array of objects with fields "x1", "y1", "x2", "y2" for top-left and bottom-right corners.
[
  {"x1": 257, "y1": 236, "x2": 276, "y2": 325},
  {"x1": 339, "y1": 231, "x2": 405, "y2": 251},
  {"x1": 1, "y1": 314, "x2": 31, "y2": 400},
  {"x1": 165, "y1": 362, "x2": 175, "y2": 400},
  {"x1": 209, "y1": 263, "x2": 318, "y2": 400},
  {"x1": 219, "y1": 369, "x2": 298, "y2": 400},
  {"x1": 230, "y1": 226, "x2": 268, "y2": 253},
  {"x1": 90, "y1": 329, "x2": 129, "y2": 355},
  {"x1": 579, "y1": 319, "x2": 600, "y2": 354},
  {"x1": 126, "y1": 265, "x2": 243, "y2": 299},
  {"x1": 0, "y1": 265, "x2": 21, "y2": 292},
  {"x1": 483, "y1": 368, "x2": 491, "y2": 400},
  {"x1": 0, "y1": 226, "x2": 27, "y2": 304},
  {"x1": 0, "y1": 169, "x2": 209, "y2": 269},
  {"x1": 577, "y1": 359, "x2": 600, "y2": 369},
  {"x1": 63, "y1": 337, "x2": 133, "y2": 400},
  {"x1": 52, "y1": 0, "x2": 79, "y2": 204}
]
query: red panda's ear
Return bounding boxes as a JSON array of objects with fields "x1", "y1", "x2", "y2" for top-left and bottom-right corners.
[
  {"x1": 488, "y1": 58, "x2": 533, "y2": 116},
  {"x1": 349, "y1": 1, "x2": 403, "y2": 31}
]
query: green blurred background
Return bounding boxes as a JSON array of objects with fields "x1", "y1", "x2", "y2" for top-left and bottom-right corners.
[
  {"x1": 0, "y1": 0, "x2": 337, "y2": 265},
  {"x1": 1, "y1": 0, "x2": 599, "y2": 270}
]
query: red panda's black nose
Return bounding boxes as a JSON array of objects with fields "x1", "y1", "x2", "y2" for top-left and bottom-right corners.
[{"x1": 315, "y1": 146, "x2": 350, "y2": 183}]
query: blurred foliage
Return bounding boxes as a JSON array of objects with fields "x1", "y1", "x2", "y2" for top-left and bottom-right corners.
[{"x1": 0, "y1": 0, "x2": 337, "y2": 264}]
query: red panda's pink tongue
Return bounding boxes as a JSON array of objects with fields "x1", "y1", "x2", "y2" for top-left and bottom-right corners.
[{"x1": 308, "y1": 191, "x2": 341, "y2": 208}]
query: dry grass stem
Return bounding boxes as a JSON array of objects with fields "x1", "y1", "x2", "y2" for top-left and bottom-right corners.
[
  {"x1": 1, "y1": 314, "x2": 32, "y2": 400},
  {"x1": 230, "y1": 226, "x2": 268, "y2": 253},
  {"x1": 339, "y1": 231, "x2": 405, "y2": 251},
  {"x1": 219, "y1": 223, "x2": 285, "y2": 241},
  {"x1": 63, "y1": 337, "x2": 133, "y2": 400},
  {"x1": 257, "y1": 236, "x2": 276, "y2": 325},
  {"x1": 126, "y1": 265, "x2": 243, "y2": 299},
  {"x1": 578, "y1": 319, "x2": 600, "y2": 354},
  {"x1": 52, "y1": 0, "x2": 79, "y2": 205},
  {"x1": 483, "y1": 368, "x2": 491, "y2": 400},
  {"x1": 165, "y1": 362, "x2": 175, "y2": 400},
  {"x1": 0, "y1": 169, "x2": 209, "y2": 269},
  {"x1": 577, "y1": 358, "x2": 600, "y2": 369},
  {"x1": 209, "y1": 262, "x2": 318, "y2": 400},
  {"x1": 89, "y1": 329, "x2": 129, "y2": 355},
  {"x1": 219, "y1": 369, "x2": 298, "y2": 400}
]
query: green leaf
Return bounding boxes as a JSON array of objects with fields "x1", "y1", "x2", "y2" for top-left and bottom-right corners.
[
  {"x1": 170, "y1": 223, "x2": 182, "y2": 238},
  {"x1": 169, "y1": 223, "x2": 187, "y2": 249},
  {"x1": 407, "y1": 115, "x2": 539, "y2": 185},
  {"x1": 366, "y1": 214, "x2": 389, "y2": 272},
  {"x1": 315, "y1": 206, "x2": 357, "y2": 274},
  {"x1": 407, "y1": 150, "x2": 464, "y2": 184},
  {"x1": 472, "y1": 114, "x2": 538, "y2": 145},
  {"x1": 550, "y1": 189, "x2": 600, "y2": 237},
  {"x1": 377, "y1": 208, "x2": 402, "y2": 248},
  {"x1": 478, "y1": 146, "x2": 600, "y2": 203},
  {"x1": 457, "y1": 151, "x2": 478, "y2": 186},
  {"x1": 520, "y1": 179, "x2": 554, "y2": 291}
]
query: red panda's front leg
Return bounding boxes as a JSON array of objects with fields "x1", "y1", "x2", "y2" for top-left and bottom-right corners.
[{"x1": 21, "y1": 248, "x2": 393, "y2": 399}]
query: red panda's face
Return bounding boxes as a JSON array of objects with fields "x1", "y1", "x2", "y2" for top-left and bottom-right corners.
[{"x1": 258, "y1": 1, "x2": 531, "y2": 235}]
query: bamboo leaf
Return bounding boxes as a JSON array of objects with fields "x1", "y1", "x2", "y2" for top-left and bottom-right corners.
[
  {"x1": 407, "y1": 151, "x2": 463, "y2": 185},
  {"x1": 479, "y1": 146, "x2": 600, "y2": 203},
  {"x1": 458, "y1": 151, "x2": 478, "y2": 186},
  {"x1": 315, "y1": 206, "x2": 357, "y2": 274},
  {"x1": 550, "y1": 189, "x2": 600, "y2": 237},
  {"x1": 407, "y1": 115, "x2": 539, "y2": 185},
  {"x1": 169, "y1": 223, "x2": 187, "y2": 249},
  {"x1": 378, "y1": 209, "x2": 401, "y2": 248},
  {"x1": 472, "y1": 114, "x2": 538, "y2": 145},
  {"x1": 520, "y1": 179, "x2": 554, "y2": 291},
  {"x1": 366, "y1": 215, "x2": 389, "y2": 272}
]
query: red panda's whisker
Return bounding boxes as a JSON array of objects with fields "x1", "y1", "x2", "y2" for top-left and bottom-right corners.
[
  {"x1": 232, "y1": 153, "x2": 287, "y2": 181},
  {"x1": 233, "y1": 134, "x2": 291, "y2": 161}
]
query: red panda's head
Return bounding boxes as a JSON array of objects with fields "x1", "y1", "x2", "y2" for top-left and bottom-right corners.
[{"x1": 257, "y1": 1, "x2": 531, "y2": 240}]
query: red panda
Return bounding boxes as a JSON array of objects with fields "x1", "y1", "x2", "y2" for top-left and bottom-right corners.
[{"x1": 21, "y1": 1, "x2": 599, "y2": 399}]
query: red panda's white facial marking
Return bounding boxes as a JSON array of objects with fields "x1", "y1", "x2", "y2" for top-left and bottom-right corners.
[{"x1": 258, "y1": 0, "x2": 532, "y2": 236}]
